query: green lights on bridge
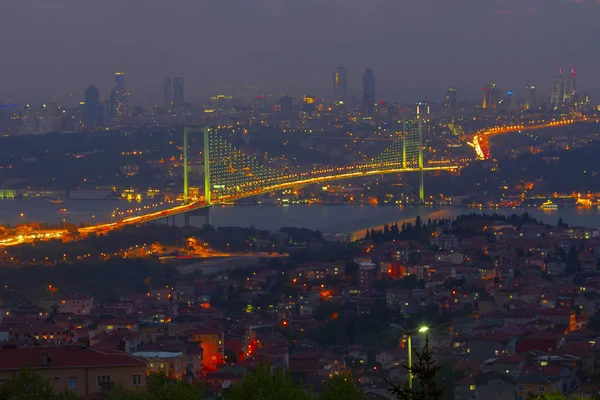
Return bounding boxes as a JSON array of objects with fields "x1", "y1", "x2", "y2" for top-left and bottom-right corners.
[{"x1": 183, "y1": 123, "x2": 427, "y2": 205}]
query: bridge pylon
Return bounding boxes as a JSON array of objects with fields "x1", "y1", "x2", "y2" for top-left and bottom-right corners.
[
  {"x1": 183, "y1": 126, "x2": 212, "y2": 206},
  {"x1": 418, "y1": 117, "x2": 424, "y2": 203}
]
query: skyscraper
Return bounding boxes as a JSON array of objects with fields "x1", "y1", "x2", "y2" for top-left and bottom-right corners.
[
  {"x1": 173, "y1": 77, "x2": 184, "y2": 111},
  {"x1": 163, "y1": 78, "x2": 173, "y2": 111},
  {"x1": 280, "y1": 96, "x2": 293, "y2": 120},
  {"x1": 83, "y1": 85, "x2": 99, "y2": 129},
  {"x1": 444, "y1": 87, "x2": 457, "y2": 115},
  {"x1": 550, "y1": 68, "x2": 564, "y2": 110},
  {"x1": 526, "y1": 85, "x2": 537, "y2": 110},
  {"x1": 482, "y1": 83, "x2": 499, "y2": 111},
  {"x1": 416, "y1": 101, "x2": 430, "y2": 116},
  {"x1": 333, "y1": 67, "x2": 348, "y2": 103},
  {"x1": 506, "y1": 91, "x2": 519, "y2": 115},
  {"x1": 563, "y1": 68, "x2": 576, "y2": 106},
  {"x1": 301, "y1": 96, "x2": 316, "y2": 115},
  {"x1": 110, "y1": 72, "x2": 128, "y2": 119},
  {"x1": 362, "y1": 69, "x2": 375, "y2": 117},
  {"x1": 363, "y1": 69, "x2": 375, "y2": 99}
]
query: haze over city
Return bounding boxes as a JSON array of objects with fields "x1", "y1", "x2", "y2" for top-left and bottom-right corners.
[
  {"x1": 3, "y1": 1, "x2": 600, "y2": 400},
  {"x1": 1, "y1": 0, "x2": 600, "y2": 104}
]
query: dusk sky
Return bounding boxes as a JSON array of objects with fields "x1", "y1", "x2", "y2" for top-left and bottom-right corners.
[{"x1": 1, "y1": 0, "x2": 599, "y2": 104}]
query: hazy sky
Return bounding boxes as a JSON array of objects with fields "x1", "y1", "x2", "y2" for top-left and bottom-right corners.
[{"x1": 1, "y1": 0, "x2": 599, "y2": 104}]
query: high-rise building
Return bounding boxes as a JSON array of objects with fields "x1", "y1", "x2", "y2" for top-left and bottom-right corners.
[
  {"x1": 163, "y1": 78, "x2": 173, "y2": 111},
  {"x1": 526, "y1": 85, "x2": 537, "y2": 110},
  {"x1": 83, "y1": 85, "x2": 99, "y2": 129},
  {"x1": 506, "y1": 91, "x2": 519, "y2": 115},
  {"x1": 98, "y1": 100, "x2": 110, "y2": 126},
  {"x1": 280, "y1": 96, "x2": 293, "y2": 120},
  {"x1": 563, "y1": 68, "x2": 576, "y2": 105},
  {"x1": 110, "y1": 72, "x2": 128, "y2": 119},
  {"x1": 575, "y1": 92, "x2": 591, "y2": 112},
  {"x1": 416, "y1": 101, "x2": 430, "y2": 116},
  {"x1": 333, "y1": 67, "x2": 348, "y2": 103},
  {"x1": 37, "y1": 104, "x2": 54, "y2": 134},
  {"x1": 301, "y1": 95, "x2": 316, "y2": 115},
  {"x1": 363, "y1": 69, "x2": 375, "y2": 99},
  {"x1": 551, "y1": 68, "x2": 564, "y2": 110},
  {"x1": 482, "y1": 83, "x2": 499, "y2": 111},
  {"x1": 173, "y1": 77, "x2": 184, "y2": 111},
  {"x1": 362, "y1": 69, "x2": 375, "y2": 118},
  {"x1": 444, "y1": 88, "x2": 457, "y2": 115}
]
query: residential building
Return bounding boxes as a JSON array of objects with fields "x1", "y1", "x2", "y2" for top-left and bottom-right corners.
[{"x1": 0, "y1": 345, "x2": 146, "y2": 397}]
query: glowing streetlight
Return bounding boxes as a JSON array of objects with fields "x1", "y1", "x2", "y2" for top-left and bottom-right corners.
[{"x1": 391, "y1": 324, "x2": 429, "y2": 390}]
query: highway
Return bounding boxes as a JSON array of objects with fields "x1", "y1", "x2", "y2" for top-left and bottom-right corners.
[
  {"x1": 1, "y1": 164, "x2": 457, "y2": 247},
  {"x1": 468, "y1": 117, "x2": 600, "y2": 160},
  {"x1": 3, "y1": 116, "x2": 597, "y2": 247},
  {"x1": 84, "y1": 164, "x2": 459, "y2": 227}
]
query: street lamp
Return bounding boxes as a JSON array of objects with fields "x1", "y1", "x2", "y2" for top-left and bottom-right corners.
[{"x1": 391, "y1": 324, "x2": 429, "y2": 390}]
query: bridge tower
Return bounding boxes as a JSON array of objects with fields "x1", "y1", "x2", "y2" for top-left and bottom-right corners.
[
  {"x1": 183, "y1": 126, "x2": 212, "y2": 227},
  {"x1": 401, "y1": 116, "x2": 425, "y2": 203},
  {"x1": 402, "y1": 118, "x2": 407, "y2": 169},
  {"x1": 418, "y1": 117, "x2": 424, "y2": 203}
]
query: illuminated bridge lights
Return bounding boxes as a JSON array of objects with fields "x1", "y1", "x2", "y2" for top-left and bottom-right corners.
[
  {"x1": 466, "y1": 117, "x2": 593, "y2": 160},
  {"x1": 1, "y1": 126, "x2": 465, "y2": 246}
]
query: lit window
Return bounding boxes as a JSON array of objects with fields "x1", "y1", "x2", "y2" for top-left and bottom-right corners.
[
  {"x1": 469, "y1": 385, "x2": 475, "y2": 391},
  {"x1": 132, "y1": 375, "x2": 143, "y2": 386},
  {"x1": 68, "y1": 377, "x2": 77, "y2": 389}
]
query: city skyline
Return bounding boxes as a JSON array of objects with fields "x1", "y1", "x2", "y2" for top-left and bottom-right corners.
[
  {"x1": 1, "y1": 0, "x2": 599, "y2": 104},
  {"x1": 0, "y1": 65, "x2": 592, "y2": 109}
]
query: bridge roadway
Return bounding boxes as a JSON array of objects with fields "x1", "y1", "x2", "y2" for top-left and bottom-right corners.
[
  {"x1": 467, "y1": 117, "x2": 600, "y2": 160},
  {"x1": 78, "y1": 165, "x2": 458, "y2": 235},
  {"x1": 73, "y1": 117, "x2": 600, "y2": 236},
  {"x1": 6, "y1": 117, "x2": 599, "y2": 247},
  {"x1": 470, "y1": 116, "x2": 600, "y2": 139}
]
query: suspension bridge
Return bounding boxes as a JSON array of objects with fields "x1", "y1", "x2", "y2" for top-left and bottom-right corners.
[
  {"x1": 78, "y1": 120, "x2": 458, "y2": 232},
  {"x1": 4, "y1": 117, "x2": 599, "y2": 247},
  {"x1": 0, "y1": 122, "x2": 459, "y2": 246}
]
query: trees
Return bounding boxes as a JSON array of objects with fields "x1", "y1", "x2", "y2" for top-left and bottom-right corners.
[
  {"x1": 104, "y1": 373, "x2": 205, "y2": 400},
  {"x1": 0, "y1": 368, "x2": 78, "y2": 400},
  {"x1": 224, "y1": 364, "x2": 311, "y2": 400},
  {"x1": 386, "y1": 336, "x2": 443, "y2": 400},
  {"x1": 530, "y1": 394, "x2": 589, "y2": 400},
  {"x1": 318, "y1": 374, "x2": 366, "y2": 400}
]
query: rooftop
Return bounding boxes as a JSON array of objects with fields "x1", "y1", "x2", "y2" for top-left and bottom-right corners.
[{"x1": 0, "y1": 345, "x2": 146, "y2": 370}]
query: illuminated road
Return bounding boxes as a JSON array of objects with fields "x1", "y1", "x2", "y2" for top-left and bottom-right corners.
[
  {"x1": 84, "y1": 164, "x2": 459, "y2": 228},
  {"x1": 3, "y1": 117, "x2": 599, "y2": 247},
  {"x1": 467, "y1": 117, "x2": 600, "y2": 160},
  {"x1": 0, "y1": 231, "x2": 64, "y2": 247},
  {"x1": 2, "y1": 164, "x2": 458, "y2": 246}
]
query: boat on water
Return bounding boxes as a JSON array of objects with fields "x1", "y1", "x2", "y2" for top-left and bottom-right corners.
[
  {"x1": 540, "y1": 201, "x2": 559, "y2": 210},
  {"x1": 49, "y1": 199, "x2": 64, "y2": 205},
  {"x1": 57, "y1": 208, "x2": 68, "y2": 213}
]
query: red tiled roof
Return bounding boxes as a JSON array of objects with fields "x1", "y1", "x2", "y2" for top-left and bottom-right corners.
[{"x1": 0, "y1": 345, "x2": 146, "y2": 370}]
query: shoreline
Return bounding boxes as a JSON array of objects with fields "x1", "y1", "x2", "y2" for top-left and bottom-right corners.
[{"x1": 352, "y1": 209, "x2": 455, "y2": 240}]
